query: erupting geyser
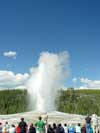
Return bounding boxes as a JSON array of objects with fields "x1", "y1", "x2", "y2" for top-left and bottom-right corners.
[{"x1": 27, "y1": 51, "x2": 70, "y2": 112}]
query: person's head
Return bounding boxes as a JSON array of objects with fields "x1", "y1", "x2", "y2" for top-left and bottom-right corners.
[
  {"x1": 82, "y1": 123, "x2": 86, "y2": 128},
  {"x1": 93, "y1": 113, "x2": 97, "y2": 117},
  {"x1": 38, "y1": 116, "x2": 42, "y2": 120},
  {"x1": 5, "y1": 121, "x2": 8, "y2": 124},
  {"x1": 53, "y1": 123, "x2": 57, "y2": 128},
  {"x1": 58, "y1": 124, "x2": 62, "y2": 127},
  {"x1": 78, "y1": 123, "x2": 80, "y2": 126},
  {"x1": 11, "y1": 124, "x2": 15, "y2": 127},
  {"x1": 30, "y1": 123, "x2": 33, "y2": 128},
  {"x1": 21, "y1": 118, "x2": 24, "y2": 121},
  {"x1": 64, "y1": 123, "x2": 67, "y2": 127},
  {"x1": 48, "y1": 124, "x2": 51, "y2": 128}
]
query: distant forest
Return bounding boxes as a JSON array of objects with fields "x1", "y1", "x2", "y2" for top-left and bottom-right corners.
[
  {"x1": 56, "y1": 88, "x2": 100, "y2": 115},
  {"x1": 0, "y1": 89, "x2": 100, "y2": 115},
  {"x1": 0, "y1": 89, "x2": 28, "y2": 114}
]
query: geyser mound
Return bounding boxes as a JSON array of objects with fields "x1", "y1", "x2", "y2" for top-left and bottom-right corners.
[{"x1": 27, "y1": 51, "x2": 70, "y2": 112}]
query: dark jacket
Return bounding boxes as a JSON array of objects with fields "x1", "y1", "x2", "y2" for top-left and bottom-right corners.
[
  {"x1": 28, "y1": 127, "x2": 36, "y2": 133},
  {"x1": 47, "y1": 127, "x2": 54, "y2": 133},
  {"x1": 85, "y1": 116, "x2": 91, "y2": 124},
  {"x1": 19, "y1": 121, "x2": 27, "y2": 133},
  {"x1": 56, "y1": 126, "x2": 65, "y2": 133}
]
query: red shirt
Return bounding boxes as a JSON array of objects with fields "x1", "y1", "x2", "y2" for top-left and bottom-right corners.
[{"x1": 16, "y1": 126, "x2": 21, "y2": 133}]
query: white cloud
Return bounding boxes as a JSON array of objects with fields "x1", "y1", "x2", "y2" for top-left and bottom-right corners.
[
  {"x1": 0, "y1": 70, "x2": 29, "y2": 89},
  {"x1": 80, "y1": 78, "x2": 100, "y2": 89},
  {"x1": 79, "y1": 85, "x2": 88, "y2": 89},
  {"x1": 3, "y1": 51, "x2": 17, "y2": 58},
  {"x1": 72, "y1": 77, "x2": 77, "y2": 83}
]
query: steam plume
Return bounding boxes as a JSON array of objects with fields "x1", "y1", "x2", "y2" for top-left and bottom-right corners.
[{"x1": 27, "y1": 51, "x2": 70, "y2": 112}]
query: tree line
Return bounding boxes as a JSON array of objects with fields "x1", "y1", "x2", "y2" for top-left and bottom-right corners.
[
  {"x1": 0, "y1": 89, "x2": 28, "y2": 114},
  {"x1": 0, "y1": 88, "x2": 100, "y2": 115},
  {"x1": 56, "y1": 88, "x2": 100, "y2": 115}
]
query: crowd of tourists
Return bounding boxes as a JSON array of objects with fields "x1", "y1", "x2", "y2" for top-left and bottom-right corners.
[{"x1": 0, "y1": 113, "x2": 99, "y2": 133}]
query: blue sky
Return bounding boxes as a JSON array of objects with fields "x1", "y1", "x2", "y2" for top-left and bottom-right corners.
[{"x1": 0, "y1": 0, "x2": 100, "y2": 89}]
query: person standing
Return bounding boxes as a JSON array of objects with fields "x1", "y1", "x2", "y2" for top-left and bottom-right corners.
[
  {"x1": 16, "y1": 123, "x2": 21, "y2": 133},
  {"x1": 0, "y1": 123, "x2": 2, "y2": 133},
  {"x1": 56, "y1": 124, "x2": 65, "y2": 133},
  {"x1": 52, "y1": 123, "x2": 57, "y2": 133},
  {"x1": 85, "y1": 114, "x2": 91, "y2": 133},
  {"x1": 44, "y1": 113, "x2": 48, "y2": 133},
  {"x1": 91, "y1": 113, "x2": 98, "y2": 133},
  {"x1": 68, "y1": 124, "x2": 74, "y2": 133},
  {"x1": 9, "y1": 124, "x2": 16, "y2": 133},
  {"x1": 19, "y1": 118, "x2": 27, "y2": 133},
  {"x1": 81, "y1": 124, "x2": 86, "y2": 133},
  {"x1": 75, "y1": 123, "x2": 81, "y2": 133},
  {"x1": 28, "y1": 123, "x2": 36, "y2": 133},
  {"x1": 35, "y1": 116, "x2": 45, "y2": 133},
  {"x1": 2, "y1": 121, "x2": 10, "y2": 133},
  {"x1": 63, "y1": 124, "x2": 68, "y2": 133},
  {"x1": 47, "y1": 124, "x2": 54, "y2": 133}
]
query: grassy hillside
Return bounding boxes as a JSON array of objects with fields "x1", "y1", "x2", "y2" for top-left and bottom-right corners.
[{"x1": 0, "y1": 89, "x2": 100, "y2": 115}]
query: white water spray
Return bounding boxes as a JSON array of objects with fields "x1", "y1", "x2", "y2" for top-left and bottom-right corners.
[{"x1": 27, "y1": 51, "x2": 70, "y2": 112}]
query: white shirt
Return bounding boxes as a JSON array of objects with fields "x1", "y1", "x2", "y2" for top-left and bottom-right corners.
[
  {"x1": 92, "y1": 114, "x2": 98, "y2": 125},
  {"x1": 9, "y1": 127, "x2": 16, "y2": 133},
  {"x1": 75, "y1": 125, "x2": 81, "y2": 133},
  {"x1": 63, "y1": 126, "x2": 68, "y2": 133}
]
